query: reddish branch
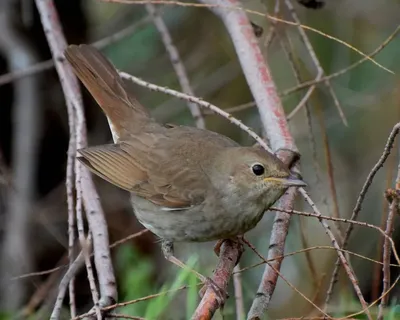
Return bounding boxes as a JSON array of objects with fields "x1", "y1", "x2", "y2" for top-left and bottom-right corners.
[
  {"x1": 192, "y1": 240, "x2": 241, "y2": 319},
  {"x1": 197, "y1": 1, "x2": 299, "y2": 319}
]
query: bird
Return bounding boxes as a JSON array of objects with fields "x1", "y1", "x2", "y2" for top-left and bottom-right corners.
[{"x1": 64, "y1": 44, "x2": 306, "y2": 286}]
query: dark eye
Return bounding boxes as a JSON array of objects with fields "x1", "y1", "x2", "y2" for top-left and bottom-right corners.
[{"x1": 252, "y1": 164, "x2": 265, "y2": 176}]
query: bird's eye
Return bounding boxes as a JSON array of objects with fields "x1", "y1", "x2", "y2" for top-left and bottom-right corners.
[{"x1": 252, "y1": 164, "x2": 265, "y2": 176}]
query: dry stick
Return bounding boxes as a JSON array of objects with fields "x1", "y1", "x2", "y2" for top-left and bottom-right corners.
[
  {"x1": 66, "y1": 111, "x2": 77, "y2": 317},
  {"x1": 377, "y1": 196, "x2": 397, "y2": 320},
  {"x1": 75, "y1": 284, "x2": 200, "y2": 319},
  {"x1": 269, "y1": 207, "x2": 400, "y2": 266},
  {"x1": 50, "y1": 247, "x2": 87, "y2": 319},
  {"x1": 237, "y1": 245, "x2": 400, "y2": 276},
  {"x1": 233, "y1": 264, "x2": 245, "y2": 320},
  {"x1": 76, "y1": 167, "x2": 102, "y2": 320},
  {"x1": 107, "y1": 314, "x2": 146, "y2": 320},
  {"x1": 11, "y1": 229, "x2": 149, "y2": 282},
  {"x1": 278, "y1": 19, "x2": 322, "y2": 187},
  {"x1": 35, "y1": 0, "x2": 102, "y2": 316},
  {"x1": 324, "y1": 122, "x2": 400, "y2": 309},
  {"x1": 35, "y1": 0, "x2": 117, "y2": 317},
  {"x1": 192, "y1": 240, "x2": 241, "y2": 320},
  {"x1": 274, "y1": 24, "x2": 321, "y2": 292},
  {"x1": 0, "y1": 16, "x2": 151, "y2": 87},
  {"x1": 284, "y1": 0, "x2": 347, "y2": 126},
  {"x1": 282, "y1": 24, "x2": 400, "y2": 97},
  {"x1": 347, "y1": 274, "x2": 400, "y2": 320},
  {"x1": 284, "y1": 0, "x2": 343, "y2": 233},
  {"x1": 300, "y1": 190, "x2": 373, "y2": 320},
  {"x1": 146, "y1": 3, "x2": 205, "y2": 128},
  {"x1": 372, "y1": 155, "x2": 394, "y2": 300},
  {"x1": 242, "y1": 238, "x2": 332, "y2": 319},
  {"x1": 102, "y1": 0, "x2": 393, "y2": 75},
  {"x1": 119, "y1": 72, "x2": 273, "y2": 153}
]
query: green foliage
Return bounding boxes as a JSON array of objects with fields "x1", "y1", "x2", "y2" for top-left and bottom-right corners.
[{"x1": 116, "y1": 245, "x2": 199, "y2": 319}]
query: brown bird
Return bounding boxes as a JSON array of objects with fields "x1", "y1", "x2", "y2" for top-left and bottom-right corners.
[{"x1": 64, "y1": 44, "x2": 306, "y2": 284}]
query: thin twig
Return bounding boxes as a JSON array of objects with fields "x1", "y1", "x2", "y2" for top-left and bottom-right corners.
[
  {"x1": 233, "y1": 264, "x2": 245, "y2": 320},
  {"x1": 101, "y1": 0, "x2": 394, "y2": 74},
  {"x1": 35, "y1": 0, "x2": 117, "y2": 317},
  {"x1": 282, "y1": 24, "x2": 400, "y2": 97},
  {"x1": 236, "y1": 245, "x2": 400, "y2": 275},
  {"x1": 119, "y1": 72, "x2": 272, "y2": 153},
  {"x1": 192, "y1": 240, "x2": 241, "y2": 320},
  {"x1": 243, "y1": 238, "x2": 332, "y2": 319},
  {"x1": 11, "y1": 229, "x2": 149, "y2": 281},
  {"x1": 377, "y1": 195, "x2": 397, "y2": 320},
  {"x1": 270, "y1": 206, "x2": 400, "y2": 266},
  {"x1": 284, "y1": 0, "x2": 347, "y2": 126},
  {"x1": 74, "y1": 284, "x2": 199, "y2": 319},
  {"x1": 146, "y1": 3, "x2": 205, "y2": 128},
  {"x1": 0, "y1": 16, "x2": 151, "y2": 87},
  {"x1": 300, "y1": 189, "x2": 373, "y2": 320},
  {"x1": 50, "y1": 248, "x2": 87, "y2": 319},
  {"x1": 66, "y1": 108, "x2": 77, "y2": 317},
  {"x1": 324, "y1": 122, "x2": 400, "y2": 308}
]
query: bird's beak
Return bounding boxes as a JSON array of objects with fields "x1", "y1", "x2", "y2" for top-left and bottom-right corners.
[{"x1": 264, "y1": 175, "x2": 307, "y2": 187}]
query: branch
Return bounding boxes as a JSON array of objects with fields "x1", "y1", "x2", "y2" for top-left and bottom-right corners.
[
  {"x1": 146, "y1": 3, "x2": 205, "y2": 128},
  {"x1": 195, "y1": 1, "x2": 300, "y2": 319},
  {"x1": 192, "y1": 240, "x2": 240, "y2": 319},
  {"x1": 34, "y1": 0, "x2": 117, "y2": 317},
  {"x1": 324, "y1": 122, "x2": 400, "y2": 309}
]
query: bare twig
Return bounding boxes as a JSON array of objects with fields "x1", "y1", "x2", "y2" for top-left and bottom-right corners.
[
  {"x1": 35, "y1": 0, "x2": 117, "y2": 317},
  {"x1": 233, "y1": 264, "x2": 245, "y2": 320},
  {"x1": 66, "y1": 108, "x2": 77, "y2": 317},
  {"x1": 377, "y1": 197, "x2": 397, "y2": 320},
  {"x1": 75, "y1": 284, "x2": 199, "y2": 319},
  {"x1": 301, "y1": 190, "x2": 373, "y2": 320},
  {"x1": 243, "y1": 238, "x2": 332, "y2": 319},
  {"x1": 236, "y1": 245, "x2": 400, "y2": 275},
  {"x1": 146, "y1": 3, "x2": 205, "y2": 128},
  {"x1": 120, "y1": 72, "x2": 273, "y2": 152},
  {"x1": 325, "y1": 122, "x2": 400, "y2": 308},
  {"x1": 270, "y1": 206, "x2": 400, "y2": 265},
  {"x1": 50, "y1": 248, "x2": 86, "y2": 319},
  {"x1": 0, "y1": 16, "x2": 150, "y2": 87},
  {"x1": 282, "y1": 24, "x2": 400, "y2": 97},
  {"x1": 378, "y1": 188, "x2": 399, "y2": 319},
  {"x1": 192, "y1": 240, "x2": 241, "y2": 320},
  {"x1": 11, "y1": 229, "x2": 149, "y2": 282},
  {"x1": 284, "y1": 0, "x2": 347, "y2": 127}
]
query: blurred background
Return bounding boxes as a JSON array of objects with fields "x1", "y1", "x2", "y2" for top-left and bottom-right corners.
[{"x1": 0, "y1": 0, "x2": 399, "y2": 319}]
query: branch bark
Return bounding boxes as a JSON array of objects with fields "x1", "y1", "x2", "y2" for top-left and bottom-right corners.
[{"x1": 34, "y1": 0, "x2": 118, "y2": 318}]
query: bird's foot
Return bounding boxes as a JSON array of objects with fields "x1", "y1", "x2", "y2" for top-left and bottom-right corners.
[
  {"x1": 198, "y1": 275, "x2": 228, "y2": 306},
  {"x1": 213, "y1": 237, "x2": 245, "y2": 265}
]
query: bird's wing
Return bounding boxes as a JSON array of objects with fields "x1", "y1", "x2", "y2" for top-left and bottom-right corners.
[{"x1": 77, "y1": 131, "x2": 220, "y2": 209}]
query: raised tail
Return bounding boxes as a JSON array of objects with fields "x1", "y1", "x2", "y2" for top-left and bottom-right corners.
[{"x1": 65, "y1": 44, "x2": 152, "y2": 139}]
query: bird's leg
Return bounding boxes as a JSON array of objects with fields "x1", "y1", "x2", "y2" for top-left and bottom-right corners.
[
  {"x1": 161, "y1": 240, "x2": 207, "y2": 281},
  {"x1": 161, "y1": 240, "x2": 226, "y2": 303}
]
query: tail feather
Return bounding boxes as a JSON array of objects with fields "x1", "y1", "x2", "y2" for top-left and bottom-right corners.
[{"x1": 65, "y1": 44, "x2": 151, "y2": 138}]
